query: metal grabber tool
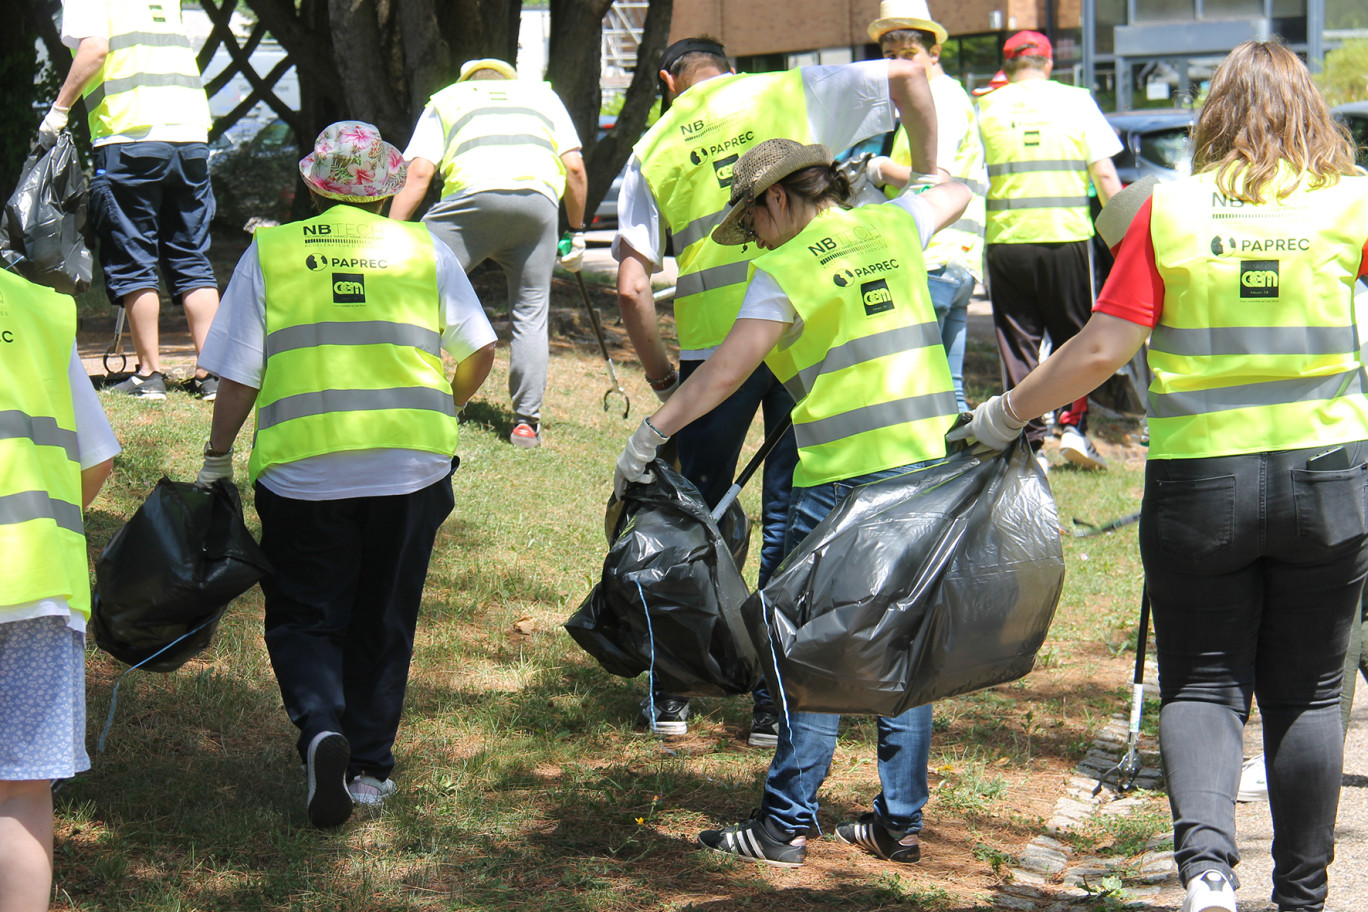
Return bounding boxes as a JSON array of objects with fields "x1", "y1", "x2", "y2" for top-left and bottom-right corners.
[
  {"x1": 573, "y1": 272, "x2": 630, "y2": 419},
  {"x1": 103, "y1": 305, "x2": 129, "y2": 374},
  {"x1": 1094, "y1": 585, "x2": 1152, "y2": 796}
]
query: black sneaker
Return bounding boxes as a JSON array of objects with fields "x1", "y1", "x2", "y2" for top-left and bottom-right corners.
[
  {"x1": 835, "y1": 812, "x2": 921, "y2": 863},
  {"x1": 748, "y1": 708, "x2": 779, "y2": 748},
  {"x1": 698, "y1": 811, "x2": 806, "y2": 867},
  {"x1": 638, "y1": 695, "x2": 690, "y2": 735},
  {"x1": 108, "y1": 370, "x2": 167, "y2": 401},
  {"x1": 305, "y1": 731, "x2": 353, "y2": 828},
  {"x1": 191, "y1": 373, "x2": 220, "y2": 401}
]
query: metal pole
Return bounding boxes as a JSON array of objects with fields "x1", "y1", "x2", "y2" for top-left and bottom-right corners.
[
  {"x1": 1082, "y1": 0, "x2": 1096, "y2": 99},
  {"x1": 1308, "y1": 0, "x2": 1325, "y2": 74}
]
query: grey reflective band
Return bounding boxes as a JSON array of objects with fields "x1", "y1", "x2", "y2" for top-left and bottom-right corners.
[
  {"x1": 674, "y1": 208, "x2": 729, "y2": 251},
  {"x1": 451, "y1": 133, "x2": 555, "y2": 158},
  {"x1": 792, "y1": 322, "x2": 944, "y2": 397},
  {"x1": 257, "y1": 387, "x2": 457, "y2": 431},
  {"x1": 948, "y1": 217, "x2": 984, "y2": 236},
  {"x1": 985, "y1": 195, "x2": 1091, "y2": 211},
  {"x1": 86, "y1": 72, "x2": 204, "y2": 109},
  {"x1": 108, "y1": 32, "x2": 194, "y2": 52},
  {"x1": 782, "y1": 375, "x2": 806, "y2": 402},
  {"x1": 961, "y1": 178, "x2": 990, "y2": 196},
  {"x1": 1152, "y1": 325, "x2": 1355, "y2": 358},
  {"x1": 0, "y1": 410, "x2": 79, "y2": 462},
  {"x1": 795, "y1": 391, "x2": 960, "y2": 448},
  {"x1": 0, "y1": 491, "x2": 83, "y2": 536},
  {"x1": 443, "y1": 106, "x2": 556, "y2": 150},
  {"x1": 987, "y1": 159, "x2": 1087, "y2": 175},
  {"x1": 265, "y1": 321, "x2": 441, "y2": 359},
  {"x1": 1149, "y1": 370, "x2": 1366, "y2": 420},
  {"x1": 675, "y1": 260, "x2": 751, "y2": 299}
]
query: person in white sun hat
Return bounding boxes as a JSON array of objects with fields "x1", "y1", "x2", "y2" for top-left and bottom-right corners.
[{"x1": 196, "y1": 121, "x2": 497, "y2": 828}]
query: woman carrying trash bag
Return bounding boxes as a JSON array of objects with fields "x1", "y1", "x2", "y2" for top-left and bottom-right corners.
[
  {"x1": 958, "y1": 41, "x2": 1368, "y2": 912},
  {"x1": 614, "y1": 138, "x2": 970, "y2": 866}
]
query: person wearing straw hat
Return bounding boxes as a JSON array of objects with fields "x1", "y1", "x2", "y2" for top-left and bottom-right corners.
[
  {"x1": 390, "y1": 58, "x2": 588, "y2": 450},
  {"x1": 614, "y1": 138, "x2": 970, "y2": 867},
  {"x1": 196, "y1": 122, "x2": 497, "y2": 828},
  {"x1": 865, "y1": 0, "x2": 988, "y2": 413},
  {"x1": 976, "y1": 30, "x2": 1123, "y2": 471},
  {"x1": 614, "y1": 35, "x2": 941, "y2": 743}
]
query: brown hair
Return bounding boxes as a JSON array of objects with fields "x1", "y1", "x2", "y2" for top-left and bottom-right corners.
[
  {"x1": 879, "y1": 28, "x2": 938, "y2": 53},
  {"x1": 1193, "y1": 39, "x2": 1357, "y2": 203},
  {"x1": 774, "y1": 164, "x2": 851, "y2": 209}
]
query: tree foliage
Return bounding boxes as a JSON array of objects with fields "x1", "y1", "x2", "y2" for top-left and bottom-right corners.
[{"x1": 1316, "y1": 38, "x2": 1368, "y2": 107}]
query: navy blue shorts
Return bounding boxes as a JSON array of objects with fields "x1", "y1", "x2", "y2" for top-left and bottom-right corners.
[{"x1": 89, "y1": 141, "x2": 218, "y2": 305}]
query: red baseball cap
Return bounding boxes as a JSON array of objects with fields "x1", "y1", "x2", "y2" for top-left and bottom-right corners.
[{"x1": 1003, "y1": 31, "x2": 1052, "y2": 60}]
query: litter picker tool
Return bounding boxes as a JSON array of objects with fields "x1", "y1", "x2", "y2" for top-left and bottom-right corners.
[
  {"x1": 1094, "y1": 585, "x2": 1151, "y2": 795},
  {"x1": 572, "y1": 272, "x2": 630, "y2": 419},
  {"x1": 103, "y1": 305, "x2": 128, "y2": 375},
  {"x1": 1071, "y1": 510, "x2": 1141, "y2": 538},
  {"x1": 710, "y1": 414, "x2": 794, "y2": 523}
]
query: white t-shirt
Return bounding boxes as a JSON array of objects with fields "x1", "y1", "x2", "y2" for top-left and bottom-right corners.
[
  {"x1": 199, "y1": 228, "x2": 497, "y2": 501},
  {"x1": 0, "y1": 345, "x2": 121, "y2": 632},
  {"x1": 61, "y1": 0, "x2": 208, "y2": 145}
]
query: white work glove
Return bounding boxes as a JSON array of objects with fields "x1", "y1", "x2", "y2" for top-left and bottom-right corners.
[
  {"x1": 614, "y1": 418, "x2": 668, "y2": 498},
  {"x1": 196, "y1": 445, "x2": 234, "y2": 487},
  {"x1": 865, "y1": 155, "x2": 893, "y2": 187},
  {"x1": 38, "y1": 105, "x2": 69, "y2": 147},
  {"x1": 945, "y1": 394, "x2": 1026, "y2": 452},
  {"x1": 558, "y1": 230, "x2": 586, "y2": 273}
]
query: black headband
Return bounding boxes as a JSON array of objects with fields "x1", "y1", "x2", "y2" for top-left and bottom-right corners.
[{"x1": 657, "y1": 38, "x2": 727, "y2": 113}]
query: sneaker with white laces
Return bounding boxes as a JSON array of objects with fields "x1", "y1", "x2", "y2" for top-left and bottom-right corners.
[
  {"x1": 108, "y1": 370, "x2": 167, "y2": 401},
  {"x1": 1181, "y1": 869, "x2": 1237, "y2": 912},
  {"x1": 697, "y1": 811, "x2": 807, "y2": 867},
  {"x1": 305, "y1": 731, "x2": 352, "y2": 828},
  {"x1": 1060, "y1": 425, "x2": 1107, "y2": 470},
  {"x1": 348, "y1": 774, "x2": 397, "y2": 808},
  {"x1": 637, "y1": 695, "x2": 690, "y2": 736},
  {"x1": 836, "y1": 812, "x2": 921, "y2": 863},
  {"x1": 1237, "y1": 753, "x2": 1268, "y2": 802}
]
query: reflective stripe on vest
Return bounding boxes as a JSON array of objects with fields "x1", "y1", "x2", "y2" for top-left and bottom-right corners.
[
  {"x1": 0, "y1": 271, "x2": 89, "y2": 618},
  {"x1": 636, "y1": 71, "x2": 814, "y2": 353},
  {"x1": 756, "y1": 205, "x2": 956, "y2": 486},
  {"x1": 251, "y1": 206, "x2": 457, "y2": 482},
  {"x1": 976, "y1": 80, "x2": 1093, "y2": 244},
  {"x1": 1147, "y1": 170, "x2": 1368, "y2": 458},
  {"x1": 887, "y1": 76, "x2": 987, "y2": 279},
  {"x1": 429, "y1": 81, "x2": 569, "y2": 203},
  {"x1": 82, "y1": 1, "x2": 210, "y2": 140}
]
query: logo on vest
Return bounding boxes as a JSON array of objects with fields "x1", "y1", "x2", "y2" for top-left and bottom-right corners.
[
  {"x1": 1239, "y1": 260, "x2": 1279, "y2": 298},
  {"x1": 149, "y1": 3, "x2": 167, "y2": 22},
  {"x1": 712, "y1": 154, "x2": 738, "y2": 188},
  {"x1": 332, "y1": 272, "x2": 366, "y2": 304},
  {"x1": 861, "y1": 279, "x2": 894, "y2": 315},
  {"x1": 833, "y1": 269, "x2": 855, "y2": 287}
]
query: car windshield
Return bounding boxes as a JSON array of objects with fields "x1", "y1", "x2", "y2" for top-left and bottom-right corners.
[{"x1": 1137, "y1": 127, "x2": 1191, "y2": 171}]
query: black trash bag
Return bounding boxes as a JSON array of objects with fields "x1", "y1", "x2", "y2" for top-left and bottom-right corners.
[
  {"x1": 566, "y1": 460, "x2": 763, "y2": 697},
  {"x1": 1090, "y1": 344, "x2": 1152, "y2": 418},
  {"x1": 91, "y1": 478, "x2": 271, "y2": 672},
  {"x1": 0, "y1": 133, "x2": 93, "y2": 295},
  {"x1": 604, "y1": 490, "x2": 752, "y2": 572},
  {"x1": 746, "y1": 436, "x2": 1065, "y2": 716}
]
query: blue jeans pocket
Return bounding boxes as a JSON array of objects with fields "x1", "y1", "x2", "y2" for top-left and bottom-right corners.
[
  {"x1": 1292, "y1": 462, "x2": 1368, "y2": 549},
  {"x1": 1152, "y1": 474, "x2": 1236, "y2": 560}
]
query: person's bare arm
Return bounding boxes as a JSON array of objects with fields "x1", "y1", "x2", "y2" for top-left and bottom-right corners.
[
  {"x1": 561, "y1": 150, "x2": 588, "y2": 228},
  {"x1": 80, "y1": 458, "x2": 113, "y2": 510},
  {"x1": 918, "y1": 181, "x2": 972, "y2": 233},
  {"x1": 616, "y1": 245, "x2": 674, "y2": 381},
  {"x1": 1089, "y1": 156, "x2": 1123, "y2": 205},
  {"x1": 1008, "y1": 313, "x2": 1150, "y2": 420},
  {"x1": 389, "y1": 157, "x2": 436, "y2": 221},
  {"x1": 55, "y1": 36, "x2": 109, "y2": 109},
  {"x1": 648, "y1": 319, "x2": 788, "y2": 436},
  {"x1": 452, "y1": 342, "x2": 496, "y2": 408},
  {"x1": 886, "y1": 59, "x2": 938, "y2": 175},
  {"x1": 207, "y1": 378, "x2": 260, "y2": 455}
]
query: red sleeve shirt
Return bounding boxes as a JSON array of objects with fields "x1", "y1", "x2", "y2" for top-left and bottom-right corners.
[{"x1": 1093, "y1": 196, "x2": 1368, "y2": 328}]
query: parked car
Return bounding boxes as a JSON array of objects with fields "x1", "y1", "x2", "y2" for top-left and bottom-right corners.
[
  {"x1": 590, "y1": 114, "x2": 629, "y2": 232},
  {"x1": 1331, "y1": 101, "x2": 1368, "y2": 169},
  {"x1": 1105, "y1": 109, "x2": 1195, "y2": 186}
]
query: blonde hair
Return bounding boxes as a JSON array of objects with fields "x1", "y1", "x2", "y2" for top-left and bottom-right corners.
[{"x1": 1193, "y1": 40, "x2": 1356, "y2": 203}]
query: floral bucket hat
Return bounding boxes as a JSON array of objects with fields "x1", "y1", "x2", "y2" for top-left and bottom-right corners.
[{"x1": 298, "y1": 121, "x2": 407, "y2": 202}]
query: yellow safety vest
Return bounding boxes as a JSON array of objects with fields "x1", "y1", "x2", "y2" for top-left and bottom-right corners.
[
  {"x1": 1147, "y1": 169, "x2": 1368, "y2": 459},
  {"x1": 977, "y1": 80, "x2": 1094, "y2": 244},
  {"x1": 754, "y1": 205, "x2": 957, "y2": 486},
  {"x1": 82, "y1": 0, "x2": 211, "y2": 141},
  {"x1": 251, "y1": 205, "x2": 458, "y2": 482},
  {"x1": 0, "y1": 271, "x2": 89, "y2": 618},
  {"x1": 635, "y1": 70, "x2": 814, "y2": 352},
  {"x1": 887, "y1": 75, "x2": 987, "y2": 281},
  {"x1": 428, "y1": 80, "x2": 570, "y2": 203}
]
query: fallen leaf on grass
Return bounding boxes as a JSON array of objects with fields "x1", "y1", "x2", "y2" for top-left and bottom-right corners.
[{"x1": 511, "y1": 616, "x2": 536, "y2": 635}]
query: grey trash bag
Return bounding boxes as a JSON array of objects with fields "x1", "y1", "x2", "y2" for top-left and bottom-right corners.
[
  {"x1": 0, "y1": 133, "x2": 92, "y2": 295},
  {"x1": 746, "y1": 435, "x2": 1065, "y2": 716},
  {"x1": 565, "y1": 460, "x2": 763, "y2": 697}
]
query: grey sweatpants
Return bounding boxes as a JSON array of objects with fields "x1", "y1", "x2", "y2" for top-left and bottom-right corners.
[{"x1": 423, "y1": 189, "x2": 558, "y2": 426}]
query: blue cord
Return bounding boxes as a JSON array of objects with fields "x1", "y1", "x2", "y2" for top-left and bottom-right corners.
[
  {"x1": 632, "y1": 579, "x2": 663, "y2": 740},
  {"x1": 759, "y1": 590, "x2": 820, "y2": 835},
  {"x1": 96, "y1": 615, "x2": 219, "y2": 754}
]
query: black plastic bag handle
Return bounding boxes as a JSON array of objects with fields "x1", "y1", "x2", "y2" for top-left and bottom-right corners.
[{"x1": 709, "y1": 414, "x2": 794, "y2": 522}]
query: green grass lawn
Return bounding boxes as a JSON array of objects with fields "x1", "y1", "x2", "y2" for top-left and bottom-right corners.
[{"x1": 59, "y1": 318, "x2": 1159, "y2": 911}]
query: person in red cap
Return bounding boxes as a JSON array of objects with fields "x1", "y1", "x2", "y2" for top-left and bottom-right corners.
[{"x1": 975, "y1": 29, "x2": 1122, "y2": 471}]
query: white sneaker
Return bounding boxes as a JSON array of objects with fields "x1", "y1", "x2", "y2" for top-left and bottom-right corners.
[
  {"x1": 1060, "y1": 425, "x2": 1107, "y2": 470},
  {"x1": 1237, "y1": 753, "x2": 1268, "y2": 802},
  {"x1": 348, "y1": 774, "x2": 397, "y2": 807},
  {"x1": 1181, "y1": 869, "x2": 1237, "y2": 912},
  {"x1": 1035, "y1": 451, "x2": 1051, "y2": 475}
]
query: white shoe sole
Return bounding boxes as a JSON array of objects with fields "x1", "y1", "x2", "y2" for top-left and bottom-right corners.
[
  {"x1": 1061, "y1": 442, "x2": 1107, "y2": 470},
  {"x1": 747, "y1": 731, "x2": 778, "y2": 748}
]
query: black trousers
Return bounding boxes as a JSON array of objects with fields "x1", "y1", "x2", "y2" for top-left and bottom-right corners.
[
  {"x1": 986, "y1": 239, "x2": 1095, "y2": 448},
  {"x1": 254, "y1": 469, "x2": 454, "y2": 779}
]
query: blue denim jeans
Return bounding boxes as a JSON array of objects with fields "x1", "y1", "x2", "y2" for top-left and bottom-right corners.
[
  {"x1": 926, "y1": 263, "x2": 974, "y2": 413},
  {"x1": 1141, "y1": 442, "x2": 1368, "y2": 909},
  {"x1": 760, "y1": 461, "x2": 941, "y2": 836}
]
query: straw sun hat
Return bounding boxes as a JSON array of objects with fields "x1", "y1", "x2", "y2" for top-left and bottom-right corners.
[{"x1": 712, "y1": 139, "x2": 833, "y2": 247}]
